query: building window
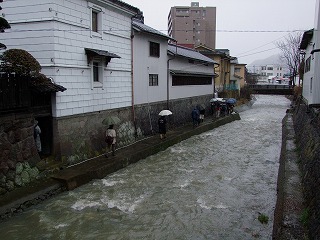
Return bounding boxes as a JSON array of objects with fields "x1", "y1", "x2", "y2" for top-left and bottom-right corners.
[
  {"x1": 310, "y1": 77, "x2": 313, "y2": 93},
  {"x1": 202, "y1": 10, "x2": 206, "y2": 17},
  {"x1": 305, "y1": 57, "x2": 311, "y2": 73},
  {"x1": 91, "y1": 59, "x2": 104, "y2": 88},
  {"x1": 267, "y1": 67, "x2": 273, "y2": 70},
  {"x1": 93, "y1": 61, "x2": 100, "y2": 82},
  {"x1": 149, "y1": 74, "x2": 158, "y2": 86},
  {"x1": 235, "y1": 67, "x2": 240, "y2": 73},
  {"x1": 150, "y1": 42, "x2": 160, "y2": 57},
  {"x1": 92, "y1": 11, "x2": 98, "y2": 32},
  {"x1": 261, "y1": 66, "x2": 266, "y2": 70},
  {"x1": 172, "y1": 75, "x2": 212, "y2": 86},
  {"x1": 88, "y1": 2, "x2": 104, "y2": 38}
]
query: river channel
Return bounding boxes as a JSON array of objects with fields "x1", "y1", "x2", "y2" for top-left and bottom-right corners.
[{"x1": 1, "y1": 95, "x2": 291, "y2": 240}]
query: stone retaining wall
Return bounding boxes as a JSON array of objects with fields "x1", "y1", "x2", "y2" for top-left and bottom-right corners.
[
  {"x1": 52, "y1": 94, "x2": 213, "y2": 164},
  {"x1": 0, "y1": 95, "x2": 214, "y2": 196},
  {"x1": 292, "y1": 98, "x2": 320, "y2": 239},
  {"x1": 0, "y1": 113, "x2": 41, "y2": 196}
]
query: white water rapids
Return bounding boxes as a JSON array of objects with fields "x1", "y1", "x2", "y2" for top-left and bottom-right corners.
[{"x1": 0, "y1": 95, "x2": 291, "y2": 240}]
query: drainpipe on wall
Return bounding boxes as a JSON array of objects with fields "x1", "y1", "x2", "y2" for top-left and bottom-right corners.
[
  {"x1": 213, "y1": 63, "x2": 219, "y2": 97},
  {"x1": 167, "y1": 40, "x2": 177, "y2": 109},
  {"x1": 131, "y1": 26, "x2": 137, "y2": 137}
]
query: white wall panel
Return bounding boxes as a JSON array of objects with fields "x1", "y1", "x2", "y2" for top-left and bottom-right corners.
[{"x1": 2, "y1": 0, "x2": 135, "y2": 117}]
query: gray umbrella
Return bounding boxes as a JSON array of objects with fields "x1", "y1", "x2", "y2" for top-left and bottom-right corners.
[{"x1": 102, "y1": 116, "x2": 121, "y2": 126}]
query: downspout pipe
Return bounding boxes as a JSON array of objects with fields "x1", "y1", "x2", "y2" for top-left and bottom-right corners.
[
  {"x1": 167, "y1": 40, "x2": 177, "y2": 109},
  {"x1": 131, "y1": 21, "x2": 137, "y2": 137},
  {"x1": 213, "y1": 63, "x2": 219, "y2": 97}
]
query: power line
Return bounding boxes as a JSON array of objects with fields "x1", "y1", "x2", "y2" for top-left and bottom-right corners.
[
  {"x1": 4, "y1": 28, "x2": 309, "y2": 33},
  {"x1": 236, "y1": 47, "x2": 280, "y2": 58},
  {"x1": 234, "y1": 33, "x2": 291, "y2": 56}
]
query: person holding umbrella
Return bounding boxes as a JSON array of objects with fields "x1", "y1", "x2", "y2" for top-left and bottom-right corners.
[
  {"x1": 158, "y1": 110, "x2": 172, "y2": 139},
  {"x1": 105, "y1": 124, "x2": 116, "y2": 157},
  {"x1": 158, "y1": 115, "x2": 167, "y2": 139}
]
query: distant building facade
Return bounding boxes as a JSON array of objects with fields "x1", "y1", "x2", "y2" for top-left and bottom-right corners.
[
  {"x1": 259, "y1": 64, "x2": 287, "y2": 82},
  {"x1": 168, "y1": 2, "x2": 216, "y2": 49}
]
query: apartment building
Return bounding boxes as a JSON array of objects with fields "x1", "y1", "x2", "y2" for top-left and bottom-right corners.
[
  {"x1": 168, "y1": 2, "x2": 216, "y2": 49},
  {"x1": 257, "y1": 64, "x2": 288, "y2": 83}
]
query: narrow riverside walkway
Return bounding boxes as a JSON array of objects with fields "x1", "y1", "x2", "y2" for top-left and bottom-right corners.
[{"x1": 0, "y1": 113, "x2": 240, "y2": 218}]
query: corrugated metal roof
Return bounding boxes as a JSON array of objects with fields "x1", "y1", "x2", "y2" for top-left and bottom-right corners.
[
  {"x1": 132, "y1": 20, "x2": 172, "y2": 40},
  {"x1": 168, "y1": 44, "x2": 217, "y2": 64}
]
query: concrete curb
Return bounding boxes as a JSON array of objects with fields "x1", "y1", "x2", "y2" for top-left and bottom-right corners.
[
  {"x1": 52, "y1": 113, "x2": 241, "y2": 190},
  {"x1": 272, "y1": 112, "x2": 307, "y2": 239}
]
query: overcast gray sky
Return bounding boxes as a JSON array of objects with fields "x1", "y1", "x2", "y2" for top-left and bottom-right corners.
[{"x1": 125, "y1": 0, "x2": 317, "y2": 65}]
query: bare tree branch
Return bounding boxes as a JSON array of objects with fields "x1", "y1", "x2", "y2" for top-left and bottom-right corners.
[{"x1": 276, "y1": 33, "x2": 302, "y2": 86}]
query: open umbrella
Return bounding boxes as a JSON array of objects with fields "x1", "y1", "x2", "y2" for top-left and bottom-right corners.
[
  {"x1": 102, "y1": 116, "x2": 121, "y2": 126},
  {"x1": 159, "y1": 110, "x2": 173, "y2": 116},
  {"x1": 226, "y1": 98, "x2": 237, "y2": 104}
]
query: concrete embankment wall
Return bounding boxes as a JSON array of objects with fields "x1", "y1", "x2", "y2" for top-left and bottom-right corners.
[
  {"x1": 272, "y1": 111, "x2": 306, "y2": 239},
  {"x1": 292, "y1": 99, "x2": 320, "y2": 239}
]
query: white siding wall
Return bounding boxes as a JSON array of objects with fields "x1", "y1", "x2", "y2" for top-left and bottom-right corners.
[
  {"x1": 303, "y1": 1, "x2": 320, "y2": 106},
  {"x1": 133, "y1": 33, "x2": 168, "y2": 105},
  {"x1": 302, "y1": 41, "x2": 314, "y2": 104},
  {"x1": 313, "y1": 0, "x2": 320, "y2": 105},
  {"x1": 169, "y1": 57, "x2": 214, "y2": 99},
  {"x1": 2, "y1": 0, "x2": 134, "y2": 117}
]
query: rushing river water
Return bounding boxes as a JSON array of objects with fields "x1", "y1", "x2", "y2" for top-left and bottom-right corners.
[{"x1": 0, "y1": 95, "x2": 291, "y2": 240}]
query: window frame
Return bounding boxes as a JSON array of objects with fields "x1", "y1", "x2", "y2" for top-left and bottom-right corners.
[
  {"x1": 92, "y1": 10, "x2": 99, "y2": 33},
  {"x1": 88, "y1": 2, "x2": 104, "y2": 38},
  {"x1": 149, "y1": 41, "x2": 160, "y2": 58},
  {"x1": 91, "y1": 58, "x2": 104, "y2": 89},
  {"x1": 172, "y1": 75, "x2": 212, "y2": 86},
  {"x1": 149, "y1": 74, "x2": 159, "y2": 86},
  {"x1": 305, "y1": 56, "x2": 311, "y2": 73}
]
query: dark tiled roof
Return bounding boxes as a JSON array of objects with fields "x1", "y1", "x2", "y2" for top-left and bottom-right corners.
[
  {"x1": 85, "y1": 48, "x2": 121, "y2": 59},
  {"x1": 30, "y1": 74, "x2": 66, "y2": 93},
  {"x1": 132, "y1": 20, "x2": 173, "y2": 40},
  {"x1": 168, "y1": 44, "x2": 217, "y2": 64},
  {"x1": 108, "y1": 0, "x2": 141, "y2": 15}
]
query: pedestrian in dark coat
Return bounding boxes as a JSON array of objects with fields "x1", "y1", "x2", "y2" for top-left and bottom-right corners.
[
  {"x1": 158, "y1": 116, "x2": 167, "y2": 139},
  {"x1": 191, "y1": 108, "x2": 200, "y2": 128}
]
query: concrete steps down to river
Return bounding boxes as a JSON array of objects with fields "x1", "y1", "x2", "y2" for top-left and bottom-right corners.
[{"x1": 0, "y1": 113, "x2": 240, "y2": 218}]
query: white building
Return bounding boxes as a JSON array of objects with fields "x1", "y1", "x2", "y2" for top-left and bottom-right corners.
[
  {"x1": 259, "y1": 64, "x2": 287, "y2": 83},
  {"x1": 1, "y1": 0, "x2": 218, "y2": 161},
  {"x1": 132, "y1": 19, "x2": 170, "y2": 105},
  {"x1": 168, "y1": 44, "x2": 217, "y2": 100},
  {"x1": 132, "y1": 19, "x2": 217, "y2": 131},
  {"x1": 2, "y1": 0, "x2": 141, "y2": 117},
  {"x1": 1, "y1": 0, "x2": 142, "y2": 158},
  {"x1": 299, "y1": 0, "x2": 320, "y2": 107}
]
